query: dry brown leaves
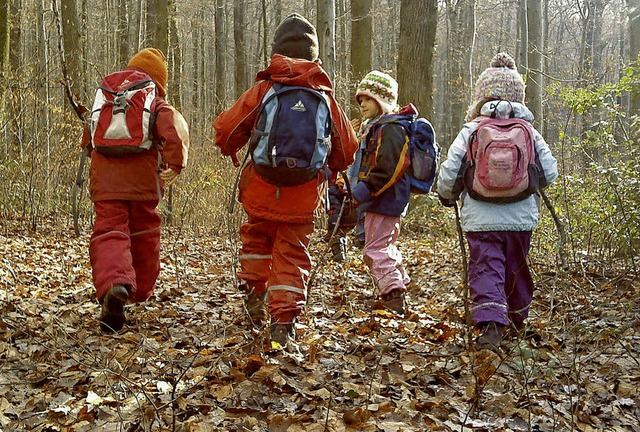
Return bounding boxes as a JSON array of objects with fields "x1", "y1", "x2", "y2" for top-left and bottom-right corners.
[{"x1": 0, "y1": 218, "x2": 638, "y2": 431}]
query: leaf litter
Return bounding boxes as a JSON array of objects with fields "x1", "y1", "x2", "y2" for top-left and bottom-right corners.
[{"x1": 0, "y1": 219, "x2": 638, "y2": 431}]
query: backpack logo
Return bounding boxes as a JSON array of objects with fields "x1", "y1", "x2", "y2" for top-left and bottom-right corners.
[
  {"x1": 249, "y1": 84, "x2": 332, "y2": 187},
  {"x1": 87, "y1": 70, "x2": 157, "y2": 156},
  {"x1": 291, "y1": 100, "x2": 307, "y2": 112},
  {"x1": 463, "y1": 117, "x2": 544, "y2": 203}
]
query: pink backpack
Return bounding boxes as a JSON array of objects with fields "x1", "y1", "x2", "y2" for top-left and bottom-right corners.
[
  {"x1": 88, "y1": 70, "x2": 157, "y2": 156},
  {"x1": 464, "y1": 117, "x2": 543, "y2": 203}
]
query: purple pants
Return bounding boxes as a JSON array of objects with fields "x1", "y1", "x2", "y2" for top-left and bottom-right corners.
[
  {"x1": 363, "y1": 212, "x2": 410, "y2": 296},
  {"x1": 466, "y1": 231, "x2": 533, "y2": 326}
]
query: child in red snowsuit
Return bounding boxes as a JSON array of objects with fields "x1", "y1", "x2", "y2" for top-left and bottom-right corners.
[
  {"x1": 214, "y1": 14, "x2": 357, "y2": 347},
  {"x1": 82, "y1": 48, "x2": 190, "y2": 333}
]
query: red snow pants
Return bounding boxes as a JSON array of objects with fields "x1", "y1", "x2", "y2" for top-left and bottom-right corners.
[
  {"x1": 90, "y1": 200, "x2": 161, "y2": 303},
  {"x1": 238, "y1": 215, "x2": 314, "y2": 323}
]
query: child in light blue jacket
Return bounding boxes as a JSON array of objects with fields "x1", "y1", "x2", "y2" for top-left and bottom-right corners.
[{"x1": 437, "y1": 53, "x2": 558, "y2": 350}]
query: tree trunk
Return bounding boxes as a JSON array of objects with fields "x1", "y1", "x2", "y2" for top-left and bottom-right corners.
[
  {"x1": 0, "y1": 0, "x2": 8, "y2": 88},
  {"x1": 317, "y1": 0, "x2": 336, "y2": 79},
  {"x1": 234, "y1": 0, "x2": 248, "y2": 98},
  {"x1": 116, "y1": 0, "x2": 129, "y2": 67},
  {"x1": 526, "y1": 0, "x2": 543, "y2": 126},
  {"x1": 60, "y1": 0, "x2": 83, "y2": 99},
  {"x1": 214, "y1": 0, "x2": 227, "y2": 114},
  {"x1": 147, "y1": 0, "x2": 169, "y2": 54},
  {"x1": 627, "y1": 0, "x2": 640, "y2": 115},
  {"x1": 168, "y1": 0, "x2": 181, "y2": 110},
  {"x1": 398, "y1": 0, "x2": 437, "y2": 117},
  {"x1": 517, "y1": 0, "x2": 528, "y2": 75},
  {"x1": 444, "y1": 0, "x2": 475, "y2": 147},
  {"x1": 350, "y1": 0, "x2": 372, "y2": 115}
]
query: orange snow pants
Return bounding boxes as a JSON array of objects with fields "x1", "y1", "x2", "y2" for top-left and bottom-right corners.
[
  {"x1": 238, "y1": 215, "x2": 314, "y2": 323},
  {"x1": 90, "y1": 200, "x2": 161, "y2": 303}
]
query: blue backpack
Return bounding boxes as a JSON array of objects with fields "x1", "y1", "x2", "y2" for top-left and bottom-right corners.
[
  {"x1": 249, "y1": 84, "x2": 332, "y2": 187},
  {"x1": 376, "y1": 111, "x2": 439, "y2": 194}
]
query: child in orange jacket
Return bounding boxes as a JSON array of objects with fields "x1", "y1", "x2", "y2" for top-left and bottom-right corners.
[
  {"x1": 82, "y1": 48, "x2": 189, "y2": 333},
  {"x1": 214, "y1": 14, "x2": 357, "y2": 347}
]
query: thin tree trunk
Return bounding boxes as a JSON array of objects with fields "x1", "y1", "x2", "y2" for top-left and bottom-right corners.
[
  {"x1": 317, "y1": 0, "x2": 336, "y2": 80},
  {"x1": 117, "y1": 0, "x2": 129, "y2": 67},
  {"x1": 215, "y1": 0, "x2": 227, "y2": 114},
  {"x1": 527, "y1": 0, "x2": 543, "y2": 126},
  {"x1": 0, "y1": 0, "x2": 8, "y2": 89},
  {"x1": 168, "y1": 0, "x2": 181, "y2": 110},
  {"x1": 627, "y1": 0, "x2": 640, "y2": 114},
  {"x1": 234, "y1": 0, "x2": 248, "y2": 98}
]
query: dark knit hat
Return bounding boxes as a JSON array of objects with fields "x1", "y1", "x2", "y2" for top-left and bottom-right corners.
[
  {"x1": 355, "y1": 70, "x2": 398, "y2": 114},
  {"x1": 271, "y1": 13, "x2": 319, "y2": 61},
  {"x1": 467, "y1": 53, "x2": 525, "y2": 120},
  {"x1": 127, "y1": 48, "x2": 168, "y2": 97}
]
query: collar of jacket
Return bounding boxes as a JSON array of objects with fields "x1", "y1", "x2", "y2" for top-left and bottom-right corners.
[{"x1": 256, "y1": 54, "x2": 334, "y2": 93}]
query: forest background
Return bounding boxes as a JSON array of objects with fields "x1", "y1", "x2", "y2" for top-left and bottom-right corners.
[{"x1": 0, "y1": 0, "x2": 639, "y2": 431}]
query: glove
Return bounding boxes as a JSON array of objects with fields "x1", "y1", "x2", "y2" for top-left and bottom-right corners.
[{"x1": 438, "y1": 194, "x2": 457, "y2": 208}]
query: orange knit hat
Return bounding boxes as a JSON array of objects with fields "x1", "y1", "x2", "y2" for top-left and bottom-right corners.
[{"x1": 127, "y1": 48, "x2": 168, "y2": 97}]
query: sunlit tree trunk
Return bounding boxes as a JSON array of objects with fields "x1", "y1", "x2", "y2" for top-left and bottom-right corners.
[{"x1": 116, "y1": 0, "x2": 128, "y2": 67}]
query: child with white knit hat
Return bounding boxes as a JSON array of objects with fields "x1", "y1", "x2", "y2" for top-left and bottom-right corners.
[
  {"x1": 347, "y1": 70, "x2": 415, "y2": 315},
  {"x1": 437, "y1": 53, "x2": 558, "y2": 350}
]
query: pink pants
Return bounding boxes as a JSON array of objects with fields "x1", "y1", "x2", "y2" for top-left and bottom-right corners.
[
  {"x1": 363, "y1": 212, "x2": 410, "y2": 296},
  {"x1": 90, "y1": 200, "x2": 161, "y2": 303}
]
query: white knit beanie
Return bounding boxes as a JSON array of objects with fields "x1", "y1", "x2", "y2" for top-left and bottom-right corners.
[{"x1": 355, "y1": 70, "x2": 398, "y2": 114}]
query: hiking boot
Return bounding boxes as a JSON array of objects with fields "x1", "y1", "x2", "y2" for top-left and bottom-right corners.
[
  {"x1": 99, "y1": 285, "x2": 129, "y2": 333},
  {"x1": 381, "y1": 289, "x2": 405, "y2": 315},
  {"x1": 244, "y1": 291, "x2": 267, "y2": 322},
  {"x1": 270, "y1": 320, "x2": 295, "y2": 347},
  {"x1": 475, "y1": 322, "x2": 505, "y2": 350}
]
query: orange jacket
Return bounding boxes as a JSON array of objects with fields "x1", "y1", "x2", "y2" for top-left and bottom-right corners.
[
  {"x1": 214, "y1": 55, "x2": 358, "y2": 223},
  {"x1": 82, "y1": 98, "x2": 189, "y2": 202}
]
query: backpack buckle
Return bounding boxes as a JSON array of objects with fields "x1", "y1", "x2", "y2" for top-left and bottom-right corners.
[{"x1": 286, "y1": 158, "x2": 297, "y2": 168}]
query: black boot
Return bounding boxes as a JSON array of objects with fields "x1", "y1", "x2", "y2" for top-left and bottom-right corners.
[
  {"x1": 380, "y1": 289, "x2": 406, "y2": 315},
  {"x1": 99, "y1": 285, "x2": 129, "y2": 333},
  {"x1": 475, "y1": 321, "x2": 505, "y2": 350},
  {"x1": 270, "y1": 319, "x2": 295, "y2": 347}
]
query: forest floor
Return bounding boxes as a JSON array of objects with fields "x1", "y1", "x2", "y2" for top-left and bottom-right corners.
[{"x1": 0, "y1": 217, "x2": 639, "y2": 432}]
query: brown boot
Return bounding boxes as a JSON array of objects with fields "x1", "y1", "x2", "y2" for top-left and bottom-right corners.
[
  {"x1": 380, "y1": 289, "x2": 406, "y2": 315},
  {"x1": 475, "y1": 322, "x2": 505, "y2": 350},
  {"x1": 99, "y1": 285, "x2": 129, "y2": 333},
  {"x1": 244, "y1": 291, "x2": 267, "y2": 322},
  {"x1": 270, "y1": 319, "x2": 295, "y2": 347}
]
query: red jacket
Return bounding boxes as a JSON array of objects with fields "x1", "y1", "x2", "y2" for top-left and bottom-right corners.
[
  {"x1": 82, "y1": 96, "x2": 189, "y2": 202},
  {"x1": 214, "y1": 55, "x2": 358, "y2": 223}
]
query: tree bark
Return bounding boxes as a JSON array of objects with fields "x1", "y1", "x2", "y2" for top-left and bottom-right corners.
[
  {"x1": 627, "y1": 0, "x2": 640, "y2": 115},
  {"x1": 398, "y1": 0, "x2": 437, "y2": 117},
  {"x1": 234, "y1": 0, "x2": 248, "y2": 98},
  {"x1": 116, "y1": 0, "x2": 129, "y2": 67},
  {"x1": 60, "y1": 0, "x2": 84, "y2": 99},
  {"x1": 147, "y1": 0, "x2": 169, "y2": 54},
  {"x1": 350, "y1": 0, "x2": 372, "y2": 115},
  {"x1": 526, "y1": 0, "x2": 543, "y2": 126},
  {"x1": 214, "y1": 0, "x2": 227, "y2": 114},
  {"x1": 168, "y1": 0, "x2": 181, "y2": 110},
  {"x1": 317, "y1": 0, "x2": 336, "y2": 80},
  {"x1": 0, "y1": 0, "x2": 8, "y2": 87}
]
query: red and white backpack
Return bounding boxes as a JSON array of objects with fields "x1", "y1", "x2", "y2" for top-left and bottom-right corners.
[
  {"x1": 464, "y1": 116, "x2": 544, "y2": 203},
  {"x1": 88, "y1": 70, "x2": 157, "y2": 155}
]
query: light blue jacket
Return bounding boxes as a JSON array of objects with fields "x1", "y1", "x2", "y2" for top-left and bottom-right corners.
[{"x1": 437, "y1": 101, "x2": 558, "y2": 232}]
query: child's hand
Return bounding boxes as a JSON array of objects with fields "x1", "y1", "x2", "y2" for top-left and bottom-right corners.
[
  {"x1": 160, "y1": 168, "x2": 179, "y2": 186},
  {"x1": 350, "y1": 118, "x2": 361, "y2": 132}
]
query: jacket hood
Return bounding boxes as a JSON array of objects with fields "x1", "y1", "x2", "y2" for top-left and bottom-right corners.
[
  {"x1": 478, "y1": 100, "x2": 534, "y2": 122},
  {"x1": 256, "y1": 54, "x2": 334, "y2": 93}
]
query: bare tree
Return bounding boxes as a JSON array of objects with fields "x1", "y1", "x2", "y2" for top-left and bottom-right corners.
[
  {"x1": 147, "y1": 0, "x2": 169, "y2": 54},
  {"x1": 60, "y1": 0, "x2": 84, "y2": 99},
  {"x1": 214, "y1": 0, "x2": 226, "y2": 113},
  {"x1": 234, "y1": 0, "x2": 248, "y2": 98},
  {"x1": 317, "y1": 0, "x2": 336, "y2": 80},
  {"x1": 627, "y1": 0, "x2": 640, "y2": 114},
  {"x1": 527, "y1": 0, "x2": 543, "y2": 126},
  {"x1": 350, "y1": 0, "x2": 372, "y2": 115},
  {"x1": 0, "y1": 0, "x2": 8, "y2": 88},
  {"x1": 116, "y1": 0, "x2": 129, "y2": 67}
]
